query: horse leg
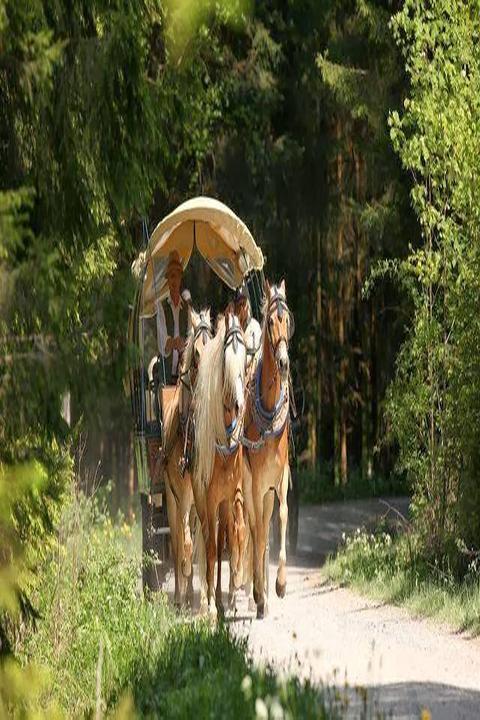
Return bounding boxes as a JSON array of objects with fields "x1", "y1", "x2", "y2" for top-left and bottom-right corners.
[
  {"x1": 226, "y1": 503, "x2": 239, "y2": 611},
  {"x1": 261, "y1": 488, "x2": 275, "y2": 613},
  {"x1": 165, "y1": 477, "x2": 180, "y2": 606},
  {"x1": 176, "y1": 510, "x2": 188, "y2": 606},
  {"x1": 194, "y1": 494, "x2": 209, "y2": 613},
  {"x1": 252, "y1": 484, "x2": 267, "y2": 619},
  {"x1": 205, "y1": 491, "x2": 218, "y2": 618},
  {"x1": 216, "y1": 501, "x2": 226, "y2": 614},
  {"x1": 181, "y1": 499, "x2": 193, "y2": 579},
  {"x1": 242, "y1": 460, "x2": 256, "y2": 612},
  {"x1": 275, "y1": 464, "x2": 289, "y2": 598},
  {"x1": 186, "y1": 505, "x2": 195, "y2": 608}
]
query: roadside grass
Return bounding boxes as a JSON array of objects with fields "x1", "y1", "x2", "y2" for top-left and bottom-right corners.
[
  {"x1": 324, "y1": 528, "x2": 480, "y2": 635},
  {"x1": 18, "y1": 488, "x2": 357, "y2": 718}
]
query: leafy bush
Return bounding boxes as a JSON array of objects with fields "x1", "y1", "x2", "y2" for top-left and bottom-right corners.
[
  {"x1": 326, "y1": 526, "x2": 480, "y2": 635},
  {"x1": 19, "y1": 489, "x2": 346, "y2": 718}
]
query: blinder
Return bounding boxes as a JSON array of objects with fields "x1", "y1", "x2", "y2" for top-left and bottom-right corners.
[
  {"x1": 193, "y1": 319, "x2": 213, "y2": 348},
  {"x1": 224, "y1": 316, "x2": 246, "y2": 356},
  {"x1": 266, "y1": 288, "x2": 295, "y2": 347}
]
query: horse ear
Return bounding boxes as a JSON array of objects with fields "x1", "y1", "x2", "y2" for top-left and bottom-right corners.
[
  {"x1": 191, "y1": 308, "x2": 199, "y2": 326},
  {"x1": 279, "y1": 278, "x2": 286, "y2": 296},
  {"x1": 265, "y1": 278, "x2": 271, "y2": 296}
]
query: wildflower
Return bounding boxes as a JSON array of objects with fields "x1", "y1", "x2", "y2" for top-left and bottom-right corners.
[
  {"x1": 270, "y1": 697, "x2": 284, "y2": 720},
  {"x1": 421, "y1": 710, "x2": 431, "y2": 720},
  {"x1": 241, "y1": 674, "x2": 252, "y2": 700},
  {"x1": 255, "y1": 698, "x2": 268, "y2": 720}
]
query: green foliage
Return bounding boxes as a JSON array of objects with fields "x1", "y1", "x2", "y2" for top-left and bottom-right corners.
[
  {"x1": 385, "y1": 0, "x2": 480, "y2": 561},
  {"x1": 0, "y1": 443, "x2": 71, "y2": 655},
  {"x1": 298, "y1": 463, "x2": 407, "y2": 505},
  {"x1": 20, "y1": 490, "x2": 346, "y2": 718}
]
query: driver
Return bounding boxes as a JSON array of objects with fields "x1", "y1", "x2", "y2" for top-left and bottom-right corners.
[{"x1": 155, "y1": 250, "x2": 192, "y2": 385}]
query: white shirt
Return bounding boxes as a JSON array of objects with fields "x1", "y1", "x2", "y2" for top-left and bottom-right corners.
[
  {"x1": 245, "y1": 317, "x2": 262, "y2": 367},
  {"x1": 155, "y1": 294, "x2": 192, "y2": 377}
]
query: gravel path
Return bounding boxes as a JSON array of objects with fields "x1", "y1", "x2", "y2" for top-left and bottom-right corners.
[{"x1": 228, "y1": 498, "x2": 480, "y2": 719}]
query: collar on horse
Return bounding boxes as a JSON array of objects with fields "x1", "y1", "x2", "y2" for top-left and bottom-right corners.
[
  {"x1": 242, "y1": 289, "x2": 293, "y2": 452},
  {"x1": 241, "y1": 358, "x2": 289, "y2": 452}
]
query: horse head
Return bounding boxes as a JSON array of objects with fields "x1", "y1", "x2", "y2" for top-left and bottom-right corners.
[
  {"x1": 191, "y1": 308, "x2": 213, "y2": 374},
  {"x1": 222, "y1": 311, "x2": 247, "y2": 425},
  {"x1": 265, "y1": 279, "x2": 294, "y2": 381}
]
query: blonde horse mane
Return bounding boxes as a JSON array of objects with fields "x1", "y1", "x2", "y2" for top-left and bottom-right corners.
[{"x1": 193, "y1": 314, "x2": 246, "y2": 491}]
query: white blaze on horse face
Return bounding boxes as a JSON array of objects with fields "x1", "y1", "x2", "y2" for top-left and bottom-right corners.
[
  {"x1": 224, "y1": 314, "x2": 246, "y2": 413},
  {"x1": 276, "y1": 340, "x2": 289, "y2": 380},
  {"x1": 270, "y1": 284, "x2": 289, "y2": 379},
  {"x1": 235, "y1": 374, "x2": 244, "y2": 414}
]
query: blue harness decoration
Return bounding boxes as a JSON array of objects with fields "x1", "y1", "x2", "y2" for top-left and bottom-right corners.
[
  {"x1": 242, "y1": 358, "x2": 289, "y2": 452},
  {"x1": 215, "y1": 414, "x2": 241, "y2": 456}
]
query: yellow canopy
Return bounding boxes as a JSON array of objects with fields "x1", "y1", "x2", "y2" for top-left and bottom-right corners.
[{"x1": 136, "y1": 197, "x2": 264, "y2": 316}]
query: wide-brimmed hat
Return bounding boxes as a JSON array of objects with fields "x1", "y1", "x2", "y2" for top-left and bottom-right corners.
[{"x1": 165, "y1": 250, "x2": 183, "y2": 278}]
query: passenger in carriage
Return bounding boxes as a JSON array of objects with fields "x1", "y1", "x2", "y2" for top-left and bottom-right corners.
[
  {"x1": 229, "y1": 291, "x2": 262, "y2": 370},
  {"x1": 155, "y1": 250, "x2": 192, "y2": 386}
]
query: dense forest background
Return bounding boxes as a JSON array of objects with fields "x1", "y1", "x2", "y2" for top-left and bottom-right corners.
[{"x1": 2, "y1": 0, "x2": 480, "y2": 603}]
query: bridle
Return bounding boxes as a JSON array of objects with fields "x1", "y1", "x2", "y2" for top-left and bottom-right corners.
[
  {"x1": 179, "y1": 318, "x2": 213, "y2": 393},
  {"x1": 216, "y1": 315, "x2": 246, "y2": 456},
  {"x1": 224, "y1": 315, "x2": 246, "y2": 356},
  {"x1": 266, "y1": 287, "x2": 294, "y2": 359}
]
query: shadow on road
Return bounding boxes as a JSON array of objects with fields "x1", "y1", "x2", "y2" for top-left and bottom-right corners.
[{"x1": 348, "y1": 681, "x2": 480, "y2": 720}]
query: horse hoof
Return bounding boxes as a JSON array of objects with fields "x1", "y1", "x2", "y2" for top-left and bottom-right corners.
[
  {"x1": 181, "y1": 558, "x2": 192, "y2": 577},
  {"x1": 248, "y1": 597, "x2": 257, "y2": 613},
  {"x1": 275, "y1": 578, "x2": 286, "y2": 598},
  {"x1": 256, "y1": 602, "x2": 265, "y2": 620},
  {"x1": 207, "y1": 600, "x2": 218, "y2": 620},
  {"x1": 216, "y1": 601, "x2": 225, "y2": 618},
  {"x1": 228, "y1": 593, "x2": 237, "y2": 611}
]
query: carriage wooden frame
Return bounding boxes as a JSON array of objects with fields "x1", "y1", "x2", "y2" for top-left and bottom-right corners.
[{"x1": 127, "y1": 197, "x2": 268, "y2": 592}]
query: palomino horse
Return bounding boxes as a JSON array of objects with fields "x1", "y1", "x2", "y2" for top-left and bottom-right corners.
[
  {"x1": 192, "y1": 312, "x2": 247, "y2": 616},
  {"x1": 243, "y1": 280, "x2": 293, "y2": 619},
  {"x1": 217, "y1": 294, "x2": 261, "y2": 608},
  {"x1": 163, "y1": 309, "x2": 212, "y2": 607}
]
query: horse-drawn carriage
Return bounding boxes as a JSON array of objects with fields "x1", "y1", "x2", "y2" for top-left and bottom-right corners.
[{"x1": 128, "y1": 196, "x2": 299, "y2": 615}]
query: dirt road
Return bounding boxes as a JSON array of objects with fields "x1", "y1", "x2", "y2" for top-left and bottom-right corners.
[{"x1": 229, "y1": 499, "x2": 480, "y2": 719}]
